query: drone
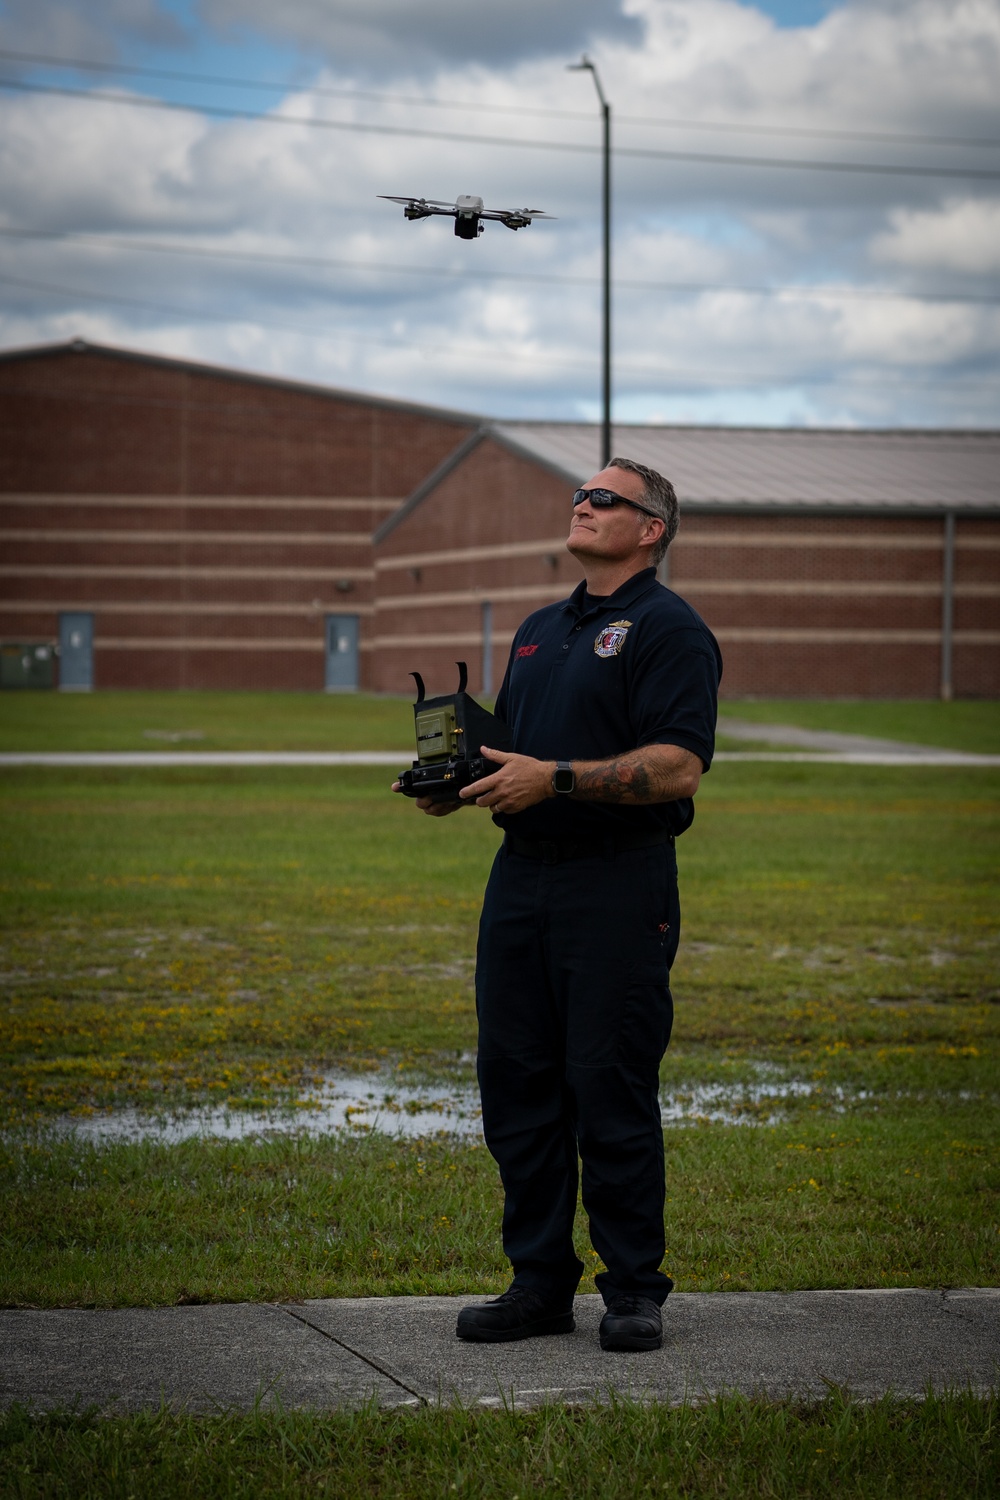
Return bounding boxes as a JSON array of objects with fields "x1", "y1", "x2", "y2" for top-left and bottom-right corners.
[{"x1": 378, "y1": 194, "x2": 554, "y2": 240}]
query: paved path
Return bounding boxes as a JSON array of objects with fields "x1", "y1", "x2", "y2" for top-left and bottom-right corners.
[
  {"x1": 717, "y1": 716, "x2": 977, "y2": 757},
  {"x1": 716, "y1": 717, "x2": 1000, "y2": 766},
  {"x1": 2, "y1": 1290, "x2": 997, "y2": 1414}
]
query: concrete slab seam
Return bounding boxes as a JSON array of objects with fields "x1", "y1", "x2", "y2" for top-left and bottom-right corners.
[{"x1": 277, "y1": 1305, "x2": 426, "y2": 1405}]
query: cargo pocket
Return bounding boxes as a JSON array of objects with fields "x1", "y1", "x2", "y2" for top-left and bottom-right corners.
[{"x1": 618, "y1": 957, "x2": 673, "y2": 1073}]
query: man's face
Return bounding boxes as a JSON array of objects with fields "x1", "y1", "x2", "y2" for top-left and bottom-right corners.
[{"x1": 567, "y1": 466, "x2": 662, "y2": 566}]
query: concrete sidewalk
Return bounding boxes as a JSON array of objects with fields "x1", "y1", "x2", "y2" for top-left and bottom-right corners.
[{"x1": 2, "y1": 1290, "x2": 997, "y2": 1414}]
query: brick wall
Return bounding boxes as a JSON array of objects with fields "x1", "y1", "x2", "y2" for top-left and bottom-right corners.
[
  {"x1": 0, "y1": 344, "x2": 473, "y2": 689},
  {"x1": 3, "y1": 345, "x2": 996, "y2": 699},
  {"x1": 373, "y1": 437, "x2": 581, "y2": 695},
  {"x1": 375, "y1": 446, "x2": 1000, "y2": 700}
]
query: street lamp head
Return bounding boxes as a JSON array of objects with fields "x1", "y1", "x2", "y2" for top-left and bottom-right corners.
[{"x1": 567, "y1": 53, "x2": 607, "y2": 108}]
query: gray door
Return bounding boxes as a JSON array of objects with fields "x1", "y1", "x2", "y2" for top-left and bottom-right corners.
[
  {"x1": 58, "y1": 612, "x2": 94, "y2": 691},
  {"x1": 325, "y1": 614, "x2": 359, "y2": 692}
]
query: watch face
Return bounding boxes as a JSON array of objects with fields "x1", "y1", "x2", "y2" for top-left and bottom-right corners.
[{"x1": 553, "y1": 764, "x2": 575, "y2": 794}]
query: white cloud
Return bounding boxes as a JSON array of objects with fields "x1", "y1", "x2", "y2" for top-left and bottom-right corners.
[
  {"x1": 871, "y1": 198, "x2": 1000, "y2": 276},
  {"x1": 0, "y1": 0, "x2": 997, "y2": 426}
]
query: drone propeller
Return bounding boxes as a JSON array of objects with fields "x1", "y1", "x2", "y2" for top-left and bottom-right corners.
[
  {"x1": 378, "y1": 195, "x2": 555, "y2": 234},
  {"x1": 378, "y1": 195, "x2": 457, "y2": 209}
]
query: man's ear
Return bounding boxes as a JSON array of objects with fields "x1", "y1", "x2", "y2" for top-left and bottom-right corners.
[{"x1": 639, "y1": 517, "x2": 665, "y2": 550}]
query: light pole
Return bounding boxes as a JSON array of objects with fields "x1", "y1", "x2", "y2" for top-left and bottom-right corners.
[{"x1": 568, "y1": 54, "x2": 611, "y2": 468}]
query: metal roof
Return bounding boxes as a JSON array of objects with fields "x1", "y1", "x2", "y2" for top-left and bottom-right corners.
[
  {"x1": 0, "y1": 339, "x2": 483, "y2": 427},
  {"x1": 491, "y1": 422, "x2": 1000, "y2": 511}
]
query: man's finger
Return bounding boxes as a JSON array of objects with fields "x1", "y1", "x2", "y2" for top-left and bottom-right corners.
[
  {"x1": 481, "y1": 745, "x2": 512, "y2": 763},
  {"x1": 460, "y1": 769, "x2": 500, "y2": 799}
]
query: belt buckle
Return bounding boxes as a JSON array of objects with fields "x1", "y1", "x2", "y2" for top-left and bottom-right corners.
[{"x1": 539, "y1": 840, "x2": 559, "y2": 865}]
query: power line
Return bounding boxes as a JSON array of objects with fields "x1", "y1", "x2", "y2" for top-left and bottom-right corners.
[
  {"x1": 2, "y1": 226, "x2": 997, "y2": 306},
  {"x1": 2, "y1": 77, "x2": 1000, "y2": 181},
  {"x1": 0, "y1": 269, "x2": 994, "y2": 392},
  {"x1": 1, "y1": 46, "x2": 997, "y2": 149}
]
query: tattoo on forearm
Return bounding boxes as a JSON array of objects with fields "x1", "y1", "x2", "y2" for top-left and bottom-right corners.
[{"x1": 574, "y1": 751, "x2": 671, "y2": 804}]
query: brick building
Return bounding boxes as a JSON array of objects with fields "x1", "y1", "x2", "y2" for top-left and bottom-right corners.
[
  {"x1": 0, "y1": 339, "x2": 475, "y2": 690},
  {"x1": 2, "y1": 340, "x2": 998, "y2": 698},
  {"x1": 374, "y1": 423, "x2": 1000, "y2": 700}
]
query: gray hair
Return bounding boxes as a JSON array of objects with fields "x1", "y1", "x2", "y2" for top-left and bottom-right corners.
[{"x1": 609, "y1": 456, "x2": 679, "y2": 565}]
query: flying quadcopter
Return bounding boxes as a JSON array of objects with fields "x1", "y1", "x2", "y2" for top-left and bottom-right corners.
[{"x1": 378, "y1": 194, "x2": 554, "y2": 240}]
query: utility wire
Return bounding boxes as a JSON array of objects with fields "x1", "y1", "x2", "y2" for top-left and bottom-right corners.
[
  {"x1": 2, "y1": 77, "x2": 999, "y2": 180},
  {"x1": 1, "y1": 46, "x2": 998, "y2": 148},
  {"x1": 2, "y1": 226, "x2": 997, "y2": 306},
  {"x1": 0, "y1": 269, "x2": 994, "y2": 392}
]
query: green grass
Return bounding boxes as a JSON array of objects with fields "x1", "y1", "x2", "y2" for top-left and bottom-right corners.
[
  {"x1": 716, "y1": 699, "x2": 1000, "y2": 755},
  {"x1": 2, "y1": 1112, "x2": 995, "y2": 1307},
  {"x1": 0, "y1": 754, "x2": 997, "y2": 1307},
  {"x1": 1, "y1": 1392, "x2": 997, "y2": 1499},
  {"x1": 2, "y1": 697, "x2": 998, "y2": 1491},
  {"x1": 1, "y1": 762, "x2": 997, "y2": 1118},
  {"x1": 0, "y1": 692, "x2": 415, "y2": 753},
  {"x1": 1, "y1": 691, "x2": 997, "y2": 753}
]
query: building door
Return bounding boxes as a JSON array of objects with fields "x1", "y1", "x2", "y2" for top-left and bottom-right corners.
[
  {"x1": 325, "y1": 614, "x2": 359, "y2": 692},
  {"x1": 58, "y1": 612, "x2": 94, "y2": 691}
]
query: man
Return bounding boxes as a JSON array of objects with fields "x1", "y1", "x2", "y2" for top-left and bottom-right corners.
[{"x1": 398, "y1": 457, "x2": 720, "y2": 1352}]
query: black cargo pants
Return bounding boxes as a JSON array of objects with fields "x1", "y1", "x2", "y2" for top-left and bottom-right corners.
[{"x1": 475, "y1": 838, "x2": 679, "y2": 1308}]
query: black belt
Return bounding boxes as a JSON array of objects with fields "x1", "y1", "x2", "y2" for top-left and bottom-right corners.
[{"x1": 504, "y1": 827, "x2": 675, "y2": 865}]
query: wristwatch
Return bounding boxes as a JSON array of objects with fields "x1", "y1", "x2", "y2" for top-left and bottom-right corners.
[{"x1": 552, "y1": 760, "x2": 575, "y2": 795}]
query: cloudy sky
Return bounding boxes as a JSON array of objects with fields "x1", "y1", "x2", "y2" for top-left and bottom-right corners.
[{"x1": 0, "y1": 0, "x2": 997, "y2": 426}]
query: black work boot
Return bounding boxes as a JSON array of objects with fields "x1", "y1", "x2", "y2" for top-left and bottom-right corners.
[
  {"x1": 456, "y1": 1286, "x2": 575, "y2": 1343},
  {"x1": 599, "y1": 1294, "x2": 663, "y2": 1351}
]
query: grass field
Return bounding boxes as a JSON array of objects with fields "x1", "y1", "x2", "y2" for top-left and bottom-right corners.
[
  {"x1": 713, "y1": 699, "x2": 1000, "y2": 755},
  {"x1": 2, "y1": 1391, "x2": 996, "y2": 1499},
  {"x1": 0, "y1": 691, "x2": 414, "y2": 754},
  {"x1": 1, "y1": 695, "x2": 997, "y2": 1306},
  {"x1": 1, "y1": 691, "x2": 998, "y2": 754},
  {"x1": 1, "y1": 695, "x2": 997, "y2": 1490}
]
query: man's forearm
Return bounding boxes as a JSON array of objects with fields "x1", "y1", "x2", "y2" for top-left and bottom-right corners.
[
  {"x1": 571, "y1": 744, "x2": 702, "y2": 804},
  {"x1": 459, "y1": 742, "x2": 702, "y2": 816}
]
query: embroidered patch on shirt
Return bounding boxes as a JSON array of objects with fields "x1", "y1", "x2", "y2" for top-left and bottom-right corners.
[
  {"x1": 593, "y1": 620, "x2": 632, "y2": 658},
  {"x1": 515, "y1": 643, "x2": 540, "y2": 658}
]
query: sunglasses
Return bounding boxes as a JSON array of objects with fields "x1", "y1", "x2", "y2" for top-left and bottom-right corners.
[{"x1": 572, "y1": 487, "x2": 661, "y2": 521}]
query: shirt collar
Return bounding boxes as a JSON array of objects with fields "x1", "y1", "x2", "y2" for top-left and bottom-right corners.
[{"x1": 563, "y1": 567, "x2": 659, "y2": 620}]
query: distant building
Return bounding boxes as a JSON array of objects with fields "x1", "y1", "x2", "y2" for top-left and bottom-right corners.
[
  {"x1": 2, "y1": 340, "x2": 998, "y2": 698},
  {"x1": 0, "y1": 339, "x2": 475, "y2": 691},
  {"x1": 376, "y1": 422, "x2": 1000, "y2": 700}
]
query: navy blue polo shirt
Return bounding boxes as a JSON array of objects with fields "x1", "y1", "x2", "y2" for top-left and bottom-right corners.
[{"x1": 493, "y1": 567, "x2": 721, "y2": 841}]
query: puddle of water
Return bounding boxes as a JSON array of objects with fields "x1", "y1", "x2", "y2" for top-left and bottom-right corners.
[
  {"x1": 659, "y1": 1078, "x2": 817, "y2": 1125},
  {"x1": 31, "y1": 1069, "x2": 837, "y2": 1145},
  {"x1": 55, "y1": 1073, "x2": 483, "y2": 1146}
]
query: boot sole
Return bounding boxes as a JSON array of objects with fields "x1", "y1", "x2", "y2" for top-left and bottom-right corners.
[
  {"x1": 456, "y1": 1312, "x2": 575, "y2": 1343},
  {"x1": 599, "y1": 1330, "x2": 662, "y2": 1352}
]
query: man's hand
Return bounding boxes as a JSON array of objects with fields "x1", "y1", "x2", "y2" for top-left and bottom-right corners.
[
  {"x1": 461, "y1": 746, "x2": 555, "y2": 816},
  {"x1": 391, "y1": 779, "x2": 468, "y2": 816},
  {"x1": 396, "y1": 741, "x2": 703, "y2": 819},
  {"x1": 459, "y1": 741, "x2": 703, "y2": 815}
]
